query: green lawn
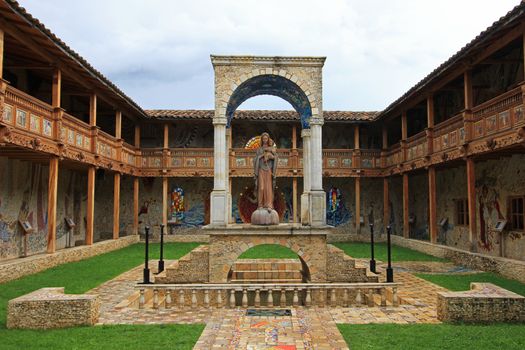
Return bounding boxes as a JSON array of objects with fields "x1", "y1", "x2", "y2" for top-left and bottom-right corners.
[
  {"x1": 337, "y1": 324, "x2": 525, "y2": 350},
  {"x1": 333, "y1": 242, "x2": 445, "y2": 262},
  {"x1": 416, "y1": 272, "x2": 525, "y2": 296},
  {"x1": 2, "y1": 324, "x2": 205, "y2": 350},
  {"x1": 238, "y1": 244, "x2": 299, "y2": 259},
  {"x1": 0, "y1": 242, "x2": 204, "y2": 349}
]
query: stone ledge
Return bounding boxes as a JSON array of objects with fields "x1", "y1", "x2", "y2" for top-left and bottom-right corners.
[
  {"x1": 391, "y1": 235, "x2": 525, "y2": 284},
  {"x1": 0, "y1": 235, "x2": 139, "y2": 284},
  {"x1": 437, "y1": 283, "x2": 525, "y2": 323},
  {"x1": 7, "y1": 287, "x2": 100, "y2": 329}
]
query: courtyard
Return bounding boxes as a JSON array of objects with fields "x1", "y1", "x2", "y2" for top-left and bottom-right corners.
[{"x1": 1, "y1": 242, "x2": 524, "y2": 349}]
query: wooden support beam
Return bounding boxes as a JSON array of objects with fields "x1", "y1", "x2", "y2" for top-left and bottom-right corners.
[
  {"x1": 134, "y1": 124, "x2": 141, "y2": 148},
  {"x1": 403, "y1": 173, "x2": 409, "y2": 238},
  {"x1": 52, "y1": 68, "x2": 61, "y2": 108},
  {"x1": 89, "y1": 93, "x2": 97, "y2": 127},
  {"x1": 46, "y1": 157, "x2": 59, "y2": 253},
  {"x1": 355, "y1": 177, "x2": 361, "y2": 234},
  {"x1": 354, "y1": 125, "x2": 360, "y2": 149},
  {"x1": 292, "y1": 124, "x2": 297, "y2": 149},
  {"x1": 427, "y1": 95, "x2": 434, "y2": 128},
  {"x1": 133, "y1": 177, "x2": 139, "y2": 235},
  {"x1": 401, "y1": 111, "x2": 408, "y2": 140},
  {"x1": 113, "y1": 172, "x2": 121, "y2": 240},
  {"x1": 162, "y1": 177, "x2": 168, "y2": 227},
  {"x1": 466, "y1": 158, "x2": 477, "y2": 248},
  {"x1": 115, "y1": 111, "x2": 122, "y2": 139},
  {"x1": 428, "y1": 167, "x2": 437, "y2": 243},
  {"x1": 86, "y1": 166, "x2": 95, "y2": 245},
  {"x1": 383, "y1": 177, "x2": 389, "y2": 233},
  {"x1": 163, "y1": 123, "x2": 169, "y2": 149},
  {"x1": 464, "y1": 70, "x2": 473, "y2": 110},
  {"x1": 0, "y1": 28, "x2": 4, "y2": 79},
  {"x1": 382, "y1": 126, "x2": 388, "y2": 149},
  {"x1": 292, "y1": 177, "x2": 298, "y2": 223}
]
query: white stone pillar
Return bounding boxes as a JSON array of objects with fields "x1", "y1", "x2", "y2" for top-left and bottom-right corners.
[
  {"x1": 210, "y1": 118, "x2": 228, "y2": 226},
  {"x1": 300, "y1": 129, "x2": 311, "y2": 225},
  {"x1": 309, "y1": 118, "x2": 326, "y2": 226},
  {"x1": 225, "y1": 127, "x2": 232, "y2": 223}
]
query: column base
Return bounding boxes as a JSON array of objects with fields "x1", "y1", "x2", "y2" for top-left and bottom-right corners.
[
  {"x1": 309, "y1": 190, "x2": 326, "y2": 227},
  {"x1": 210, "y1": 190, "x2": 228, "y2": 226},
  {"x1": 300, "y1": 193, "x2": 310, "y2": 225}
]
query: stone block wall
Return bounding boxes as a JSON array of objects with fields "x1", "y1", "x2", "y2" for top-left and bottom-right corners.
[
  {"x1": 7, "y1": 287, "x2": 100, "y2": 329},
  {"x1": 437, "y1": 283, "x2": 525, "y2": 323}
]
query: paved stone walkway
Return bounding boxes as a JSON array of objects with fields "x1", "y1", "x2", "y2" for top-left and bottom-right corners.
[{"x1": 86, "y1": 260, "x2": 453, "y2": 349}]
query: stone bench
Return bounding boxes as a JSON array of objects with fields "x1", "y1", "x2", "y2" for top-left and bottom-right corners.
[
  {"x1": 437, "y1": 282, "x2": 525, "y2": 323},
  {"x1": 7, "y1": 287, "x2": 100, "y2": 329}
]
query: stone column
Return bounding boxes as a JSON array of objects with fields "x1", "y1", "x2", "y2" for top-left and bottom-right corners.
[
  {"x1": 210, "y1": 117, "x2": 228, "y2": 226},
  {"x1": 309, "y1": 118, "x2": 326, "y2": 226},
  {"x1": 300, "y1": 129, "x2": 311, "y2": 225},
  {"x1": 225, "y1": 127, "x2": 232, "y2": 223}
]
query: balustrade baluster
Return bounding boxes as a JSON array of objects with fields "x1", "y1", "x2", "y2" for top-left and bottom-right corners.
[
  {"x1": 367, "y1": 289, "x2": 374, "y2": 307},
  {"x1": 165, "y1": 290, "x2": 172, "y2": 309},
  {"x1": 230, "y1": 289, "x2": 236, "y2": 308},
  {"x1": 305, "y1": 289, "x2": 312, "y2": 308},
  {"x1": 268, "y1": 288, "x2": 274, "y2": 307},
  {"x1": 280, "y1": 288, "x2": 286, "y2": 307},
  {"x1": 153, "y1": 289, "x2": 159, "y2": 309},
  {"x1": 242, "y1": 289, "x2": 248, "y2": 307},
  {"x1": 179, "y1": 289, "x2": 185, "y2": 308},
  {"x1": 255, "y1": 289, "x2": 261, "y2": 308},
  {"x1": 356, "y1": 289, "x2": 362, "y2": 305},
  {"x1": 217, "y1": 290, "x2": 223, "y2": 307},
  {"x1": 292, "y1": 289, "x2": 299, "y2": 306},
  {"x1": 381, "y1": 288, "x2": 387, "y2": 307},
  {"x1": 204, "y1": 290, "x2": 210, "y2": 308},
  {"x1": 343, "y1": 288, "x2": 349, "y2": 307},
  {"x1": 191, "y1": 289, "x2": 197, "y2": 308},
  {"x1": 139, "y1": 289, "x2": 145, "y2": 309},
  {"x1": 392, "y1": 287, "x2": 399, "y2": 307},
  {"x1": 331, "y1": 288, "x2": 336, "y2": 307}
]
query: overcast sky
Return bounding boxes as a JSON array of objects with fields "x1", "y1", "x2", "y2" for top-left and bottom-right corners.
[{"x1": 19, "y1": 0, "x2": 520, "y2": 111}]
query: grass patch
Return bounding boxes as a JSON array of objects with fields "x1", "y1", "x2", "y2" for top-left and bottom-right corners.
[
  {"x1": 337, "y1": 323, "x2": 525, "y2": 350},
  {"x1": 238, "y1": 244, "x2": 298, "y2": 259},
  {"x1": 416, "y1": 272, "x2": 525, "y2": 296},
  {"x1": 333, "y1": 242, "x2": 445, "y2": 262},
  {"x1": 1, "y1": 324, "x2": 205, "y2": 350},
  {"x1": 0, "y1": 242, "x2": 200, "y2": 328}
]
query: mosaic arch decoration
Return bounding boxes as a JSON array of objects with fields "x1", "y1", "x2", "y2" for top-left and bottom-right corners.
[{"x1": 226, "y1": 74, "x2": 312, "y2": 129}]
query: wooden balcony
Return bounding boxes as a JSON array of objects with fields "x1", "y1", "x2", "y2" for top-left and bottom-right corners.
[{"x1": 2, "y1": 83, "x2": 525, "y2": 178}]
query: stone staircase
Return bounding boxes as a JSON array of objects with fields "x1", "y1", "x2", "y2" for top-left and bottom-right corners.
[
  {"x1": 155, "y1": 245, "x2": 209, "y2": 283},
  {"x1": 230, "y1": 259, "x2": 304, "y2": 283},
  {"x1": 327, "y1": 244, "x2": 379, "y2": 283}
]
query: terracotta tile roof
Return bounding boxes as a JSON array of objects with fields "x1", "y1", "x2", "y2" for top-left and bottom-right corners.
[
  {"x1": 146, "y1": 110, "x2": 380, "y2": 122},
  {"x1": 3, "y1": 0, "x2": 148, "y2": 118},
  {"x1": 378, "y1": 1, "x2": 525, "y2": 119}
]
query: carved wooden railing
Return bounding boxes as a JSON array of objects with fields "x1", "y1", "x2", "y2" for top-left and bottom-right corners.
[
  {"x1": 405, "y1": 130, "x2": 428, "y2": 161},
  {"x1": 432, "y1": 113, "x2": 464, "y2": 152},
  {"x1": 385, "y1": 144, "x2": 402, "y2": 167}
]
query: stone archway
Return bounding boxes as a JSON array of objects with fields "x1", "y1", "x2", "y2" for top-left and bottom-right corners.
[
  {"x1": 207, "y1": 227, "x2": 328, "y2": 283},
  {"x1": 209, "y1": 55, "x2": 327, "y2": 227}
]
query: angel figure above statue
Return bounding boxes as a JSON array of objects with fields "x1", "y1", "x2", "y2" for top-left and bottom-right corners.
[{"x1": 251, "y1": 132, "x2": 280, "y2": 225}]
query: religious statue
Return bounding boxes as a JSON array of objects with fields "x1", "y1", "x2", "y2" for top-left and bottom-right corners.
[{"x1": 251, "y1": 132, "x2": 279, "y2": 225}]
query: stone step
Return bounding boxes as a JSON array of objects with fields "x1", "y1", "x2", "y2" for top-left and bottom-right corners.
[
  {"x1": 229, "y1": 279, "x2": 304, "y2": 284},
  {"x1": 232, "y1": 259, "x2": 302, "y2": 272},
  {"x1": 231, "y1": 270, "x2": 303, "y2": 280}
]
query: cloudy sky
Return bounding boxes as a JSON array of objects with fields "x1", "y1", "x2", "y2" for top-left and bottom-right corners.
[{"x1": 19, "y1": 0, "x2": 520, "y2": 111}]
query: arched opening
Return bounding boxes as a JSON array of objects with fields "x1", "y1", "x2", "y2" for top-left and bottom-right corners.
[
  {"x1": 226, "y1": 74, "x2": 312, "y2": 128},
  {"x1": 226, "y1": 243, "x2": 312, "y2": 283}
]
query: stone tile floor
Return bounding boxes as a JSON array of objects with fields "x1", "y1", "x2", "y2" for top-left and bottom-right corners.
[{"x1": 87, "y1": 260, "x2": 453, "y2": 349}]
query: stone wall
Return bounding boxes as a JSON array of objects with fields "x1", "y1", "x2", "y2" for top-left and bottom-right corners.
[
  {"x1": 391, "y1": 235, "x2": 525, "y2": 284},
  {"x1": 0, "y1": 235, "x2": 138, "y2": 284},
  {"x1": 408, "y1": 172, "x2": 429, "y2": 240},
  {"x1": 7, "y1": 287, "x2": 100, "y2": 329},
  {"x1": 437, "y1": 283, "x2": 525, "y2": 323}
]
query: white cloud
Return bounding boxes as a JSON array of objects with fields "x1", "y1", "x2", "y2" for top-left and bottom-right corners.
[{"x1": 18, "y1": 0, "x2": 520, "y2": 110}]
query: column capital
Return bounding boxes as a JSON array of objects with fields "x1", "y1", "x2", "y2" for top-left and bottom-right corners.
[
  {"x1": 301, "y1": 129, "x2": 312, "y2": 138},
  {"x1": 213, "y1": 117, "x2": 227, "y2": 126},
  {"x1": 309, "y1": 117, "x2": 324, "y2": 126}
]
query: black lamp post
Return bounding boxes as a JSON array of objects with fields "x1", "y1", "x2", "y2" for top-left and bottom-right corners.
[
  {"x1": 142, "y1": 226, "x2": 151, "y2": 284},
  {"x1": 158, "y1": 224, "x2": 165, "y2": 273},
  {"x1": 369, "y1": 222, "x2": 376, "y2": 273},
  {"x1": 386, "y1": 225, "x2": 394, "y2": 282}
]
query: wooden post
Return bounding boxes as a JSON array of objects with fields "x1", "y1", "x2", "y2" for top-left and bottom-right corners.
[
  {"x1": 89, "y1": 93, "x2": 97, "y2": 127},
  {"x1": 162, "y1": 177, "x2": 168, "y2": 227},
  {"x1": 0, "y1": 28, "x2": 4, "y2": 79},
  {"x1": 115, "y1": 111, "x2": 122, "y2": 139},
  {"x1": 466, "y1": 158, "x2": 477, "y2": 247},
  {"x1": 163, "y1": 123, "x2": 169, "y2": 149},
  {"x1": 52, "y1": 69, "x2": 61, "y2": 108},
  {"x1": 403, "y1": 173, "x2": 409, "y2": 238},
  {"x1": 46, "y1": 157, "x2": 59, "y2": 253},
  {"x1": 354, "y1": 124, "x2": 360, "y2": 149},
  {"x1": 428, "y1": 167, "x2": 437, "y2": 243},
  {"x1": 134, "y1": 124, "x2": 141, "y2": 148},
  {"x1": 401, "y1": 112, "x2": 407, "y2": 140},
  {"x1": 382, "y1": 126, "x2": 388, "y2": 150},
  {"x1": 355, "y1": 177, "x2": 361, "y2": 234},
  {"x1": 86, "y1": 166, "x2": 96, "y2": 245},
  {"x1": 113, "y1": 173, "x2": 121, "y2": 240},
  {"x1": 464, "y1": 70, "x2": 473, "y2": 110},
  {"x1": 133, "y1": 177, "x2": 139, "y2": 235},
  {"x1": 383, "y1": 177, "x2": 389, "y2": 233}
]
